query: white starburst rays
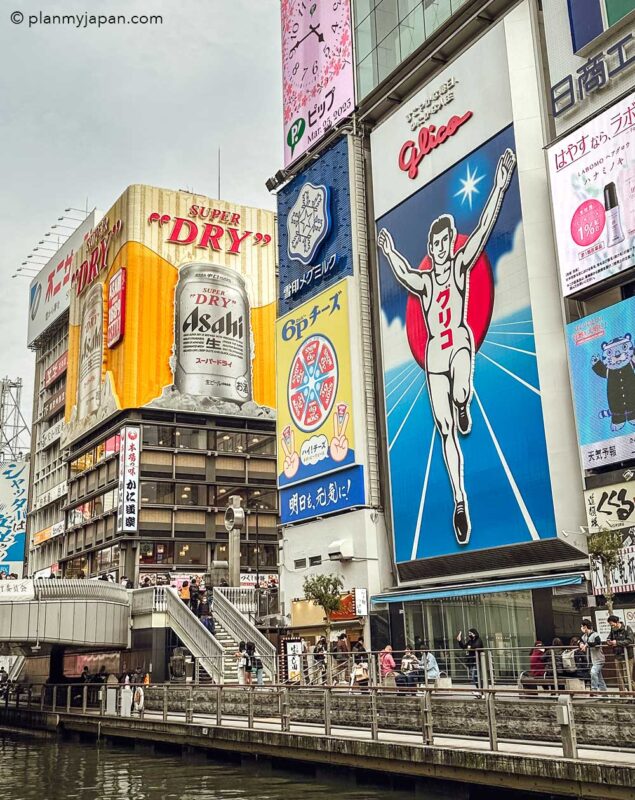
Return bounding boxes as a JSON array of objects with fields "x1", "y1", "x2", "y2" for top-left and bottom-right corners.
[{"x1": 454, "y1": 163, "x2": 486, "y2": 210}]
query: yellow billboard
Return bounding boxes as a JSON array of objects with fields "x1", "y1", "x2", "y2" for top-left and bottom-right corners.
[
  {"x1": 276, "y1": 278, "x2": 357, "y2": 489},
  {"x1": 63, "y1": 185, "x2": 276, "y2": 446}
]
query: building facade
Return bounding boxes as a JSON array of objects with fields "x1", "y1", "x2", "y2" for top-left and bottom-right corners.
[{"x1": 27, "y1": 213, "x2": 100, "y2": 577}]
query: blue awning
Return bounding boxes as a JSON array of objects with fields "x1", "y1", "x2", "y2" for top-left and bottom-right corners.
[{"x1": 371, "y1": 574, "x2": 585, "y2": 605}]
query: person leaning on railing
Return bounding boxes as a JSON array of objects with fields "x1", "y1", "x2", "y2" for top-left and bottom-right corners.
[{"x1": 606, "y1": 615, "x2": 635, "y2": 691}]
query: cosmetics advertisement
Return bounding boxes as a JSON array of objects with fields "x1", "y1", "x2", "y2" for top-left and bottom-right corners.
[{"x1": 547, "y1": 91, "x2": 635, "y2": 297}]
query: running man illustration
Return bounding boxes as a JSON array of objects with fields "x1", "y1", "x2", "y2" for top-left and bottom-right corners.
[{"x1": 377, "y1": 148, "x2": 516, "y2": 545}]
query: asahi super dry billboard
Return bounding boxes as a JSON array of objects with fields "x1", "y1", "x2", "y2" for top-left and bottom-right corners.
[{"x1": 62, "y1": 185, "x2": 276, "y2": 446}]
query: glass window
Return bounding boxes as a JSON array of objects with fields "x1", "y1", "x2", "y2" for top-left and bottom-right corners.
[
  {"x1": 213, "y1": 485, "x2": 247, "y2": 507},
  {"x1": 216, "y1": 431, "x2": 246, "y2": 453},
  {"x1": 248, "y1": 458, "x2": 276, "y2": 483},
  {"x1": 175, "y1": 541, "x2": 206, "y2": 566},
  {"x1": 175, "y1": 427, "x2": 206, "y2": 450},
  {"x1": 357, "y1": 49, "x2": 378, "y2": 98},
  {"x1": 246, "y1": 434, "x2": 275, "y2": 456},
  {"x1": 355, "y1": 13, "x2": 376, "y2": 62},
  {"x1": 309, "y1": 555, "x2": 322, "y2": 566},
  {"x1": 247, "y1": 489, "x2": 278, "y2": 512},
  {"x1": 294, "y1": 558, "x2": 307, "y2": 570},
  {"x1": 175, "y1": 452, "x2": 205, "y2": 479},
  {"x1": 175, "y1": 483, "x2": 204, "y2": 506},
  {"x1": 104, "y1": 434, "x2": 120, "y2": 458},
  {"x1": 140, "y1": 541, "x2": 174, "y2": 565},
  {"x1": 215, "y1": 543, "x2": 228, "y2": 562},
  {"x1": 399, "y1": 5, "x2": 425, "y2": 59},
  {"x1": 353, "y1": 0, "x2": 375, "y2": 23},
  {"x1": 375, "y1": 0, "x2": 399, "y2": 42},
  {"x1": 95, "y1": 544, "x2": 119, "y2": 572},
  {"x1": 140, "y1": 481, "x2": 175, "y2": 504},
  {"x1": 423, "y1": 0, "x2": 451, "y2": 37},
  {"x1": 398, "y1": 0, "x2": 420, "y2": 19},
  {"x1": 216, "y1": 456, "x2": 245, "y2": 481},
  {"x1": 376, "y1": 25, "x2": 400, "y2": 83},
  {"x1": 142, "y1": 425, "x2": 175, "y2": 448}
]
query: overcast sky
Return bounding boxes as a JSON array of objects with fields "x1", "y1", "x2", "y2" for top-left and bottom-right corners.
[{"x1": 0, "y1": 0, "x2": 282, "y2": 421}]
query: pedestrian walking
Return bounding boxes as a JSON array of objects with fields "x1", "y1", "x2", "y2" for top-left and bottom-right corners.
[
  {"x1": 580, "y1": 619, "x2": 606, "y2": 692},
  {"x1": 313, "y1": 636, "x2": 327, "y2": 683},
  {"x1": 379, "y1": 644, "x2": 397, "y2": 688},
  {"x1": 179, "y1": 580, "x2": 190, "y2": 608},
  {"x1": 456, "y1": 628, "x2": 484, "y2": 693},
  {"x1": 189, "y1": 577, "x2": 200, "y2": 616},
  {"x1": 246, "y1": 642, "x2": 264, "y2": 686},
  {"x1": 334, "y1": 633, "x2": 351, "y2": 682},
  {"x1": 235, "y1": 641, "x2": 247, "y2": 685},
  {"x1": 606, "y1": 615, "x2": 634, "y2": 691}
]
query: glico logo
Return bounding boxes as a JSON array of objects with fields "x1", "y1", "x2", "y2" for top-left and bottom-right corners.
[{"x1": 398, "y1": 110, "x2": 473, "y2": 180}]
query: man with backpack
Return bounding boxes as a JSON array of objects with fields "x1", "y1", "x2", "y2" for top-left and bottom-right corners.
[
  {"x1": 606, "y1": 614, "x2": 635, "y2": 691},
  {"x1": 580, "y1": 619, "x2": 606, "y2": 692}
]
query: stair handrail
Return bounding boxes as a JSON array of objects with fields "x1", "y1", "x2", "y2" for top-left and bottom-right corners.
[
  {"x1": 143, "y1": 586, "x2": 225, "y2": 683},
  {"x1": 212, "y1": 587, "x2": 277, "y2": 680}
]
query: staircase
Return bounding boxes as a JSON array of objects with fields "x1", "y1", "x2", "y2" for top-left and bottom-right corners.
[{"x1": 213, "y1": 620, "x2": 241, "y2": 684}]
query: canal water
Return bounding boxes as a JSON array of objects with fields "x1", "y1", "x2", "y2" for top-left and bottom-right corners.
[{"x1": 0, "y1": 733, "x2": 571, "y2": 800}]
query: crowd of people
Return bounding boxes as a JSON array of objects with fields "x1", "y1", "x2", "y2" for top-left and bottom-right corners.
[{"x1": 526, "y1": 616, "x2": 635, "y2": 692}]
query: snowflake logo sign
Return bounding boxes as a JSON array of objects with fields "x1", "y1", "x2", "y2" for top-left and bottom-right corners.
[{"x1": 287, "y1": 182, "x2": 332, "y2": 266}]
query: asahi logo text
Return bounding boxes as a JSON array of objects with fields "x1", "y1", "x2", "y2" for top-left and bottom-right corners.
[{"x1": 182, "y1": 308, "x2": 244, "y2": 341}]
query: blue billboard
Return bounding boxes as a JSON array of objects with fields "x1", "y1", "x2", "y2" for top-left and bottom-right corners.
[
  {"x1": 0, "y1": 461, "x2": 28, "y2": 577},
  {"x1": 375, "y1": 124, "x2": 557, "y2": 563},
  {"x1": 280, "y1": 465, "x2": 365, "y2": 525},
  {"x1": 567, "y1": 297, "x2": 635, "y2": 470},
  {"x1": 277, "y1": 136, "x2": 354, "y2": 314}
]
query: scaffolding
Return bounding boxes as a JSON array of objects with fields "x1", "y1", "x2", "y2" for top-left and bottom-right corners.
[{"x1": 0, "y1": 378, "x2": 31, "y2": 462}]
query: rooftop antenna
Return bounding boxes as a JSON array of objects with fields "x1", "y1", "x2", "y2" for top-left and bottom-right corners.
[{"x1": 0, "y1": 378, "x2": 30, "y2": 462}]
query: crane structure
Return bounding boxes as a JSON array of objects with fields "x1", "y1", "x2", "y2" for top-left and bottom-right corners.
[{"x1": 0, "y1": 378, "x2": 31, "y2": 462}]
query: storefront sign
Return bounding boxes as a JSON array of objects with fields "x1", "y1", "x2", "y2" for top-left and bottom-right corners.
[
  {"x1": 0, "y1": 462, "x2": 28, "y2": 578},
  {"x1": 371, "y1": 12, "x2": 556, "y2": 565},
  {"x1": 550, "y1": 33, "x2": 635, "y2": 118},
  {"x1": 0, "y1": 579, "x2": 35, "y2": 601},
  {"x1": 107, "y1": 268, "x2": 126, "y2": 348},
  {"x1": 277, "y1": 137, "x2": 355, "y2": 313},
  {"x1": 32, "y1": 526, "x2": 52, "y2": 546},
  {"x1": 117, "y1": 426, "x2": 140, "y2": 533},
  {"x1": 40, "y1": 419, "x2": 63, "y2": 449},
  {"x1": 280, "y1": 464, "x2": 365, "y2": 525},
  {"x1": 33, "y1": 481, "x2": 67, "y2": 510},
  {"x1": 239, "y1": 573, "x2": 278, "y2": 588},
  {"x1": 566, "y1": 297, "x2": 635, "y2": 469},
  {"x1": 27, "y1": 213, "x2": 99, "y2": 347},
  {"x1": 43, "y1": 351, "x2": 68, "y2": 388},
  {"x1": 283, "y1": 638, "x2": 303, "y2": 683},
  {"x1": 281, "y1": 0, "x2": 355, "y2": 166},
  {"x1": 547, "y1": 92, "x2": 635, "y2": 296},
  {"x1": 585, "y1": 480, "x2": 635, "y2": 532},
  {"x1": 592, "y1": 544, "x2": 635, "y2": 594},
  {"x1": 354, "y1": 587, "x2": 368, "y2": 616},
  {"x1": 43, "y1": 387, "x2": 66, "y2": 419}
]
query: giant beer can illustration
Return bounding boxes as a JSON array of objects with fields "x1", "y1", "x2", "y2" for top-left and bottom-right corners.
[
  {"x1": 174, "y1": 262, "x2": 252, "y2": 402},
  {"x1": 77, "y1": 282, "x2": 104, "y2": 419}
]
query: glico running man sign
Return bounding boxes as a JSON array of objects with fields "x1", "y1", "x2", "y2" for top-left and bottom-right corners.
[{"x1": 371, "y1": 12, "x2": 557, "y2": 570}]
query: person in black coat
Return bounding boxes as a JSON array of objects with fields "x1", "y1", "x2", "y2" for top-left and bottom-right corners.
[{"x1": 457, "y1": 628, "x2": 484, "y2": 690}]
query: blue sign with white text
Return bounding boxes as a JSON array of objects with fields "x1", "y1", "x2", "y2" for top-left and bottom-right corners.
[
  {"x1": 277, "y1": 136, "x2": 354, "y2": 313},
  {"x1": 280, "y1": 464, "x2": 365, "y2": 525}
]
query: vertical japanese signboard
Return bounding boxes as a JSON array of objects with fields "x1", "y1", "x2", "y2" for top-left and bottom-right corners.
[
  {"x1": 0, "y1": 461, "x2": 29, "y2": 578},
  {"x1": 371, "y1": 13, "x2": 556, "y2": 568},
  {"x1": 547, "y1": 92, "x2": 635, "y2": 296},
  {"x1": 566, "y1": 297, "x2": 635, "y2": 469},
  {"x1": 277, "y1": 136, "x2": 355, "y2": 313},
  {"x1": 117, "y1": 426, "x2": 140, "y2": 533},
  {"x1": 281, "y1": 0, "x2": 355, "y2": 166},
  {"x1": 276, "y1": 277, "x2": 365, "y2": 523}
]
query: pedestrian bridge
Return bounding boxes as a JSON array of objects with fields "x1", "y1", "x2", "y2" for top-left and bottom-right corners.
[{"x1": 0, "y1": 580, "x2": 131, "y2": 650}]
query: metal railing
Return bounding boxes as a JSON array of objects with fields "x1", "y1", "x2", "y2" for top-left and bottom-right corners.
[
  {"x1": 212, "y1": 588, "x2": 278, "y2": 681},
  {"x1": 132, "y1": 586, "x2": 224, "y2": 684},
  {"x1": 8, "y1": 680, "x2": 635, "y2": 762},
  {"x1": 215, "y1": 587, "x2": 257, "y2": 617},
  {"x1": 33, "y1": 578, "x2": 130, "y2": 603}
]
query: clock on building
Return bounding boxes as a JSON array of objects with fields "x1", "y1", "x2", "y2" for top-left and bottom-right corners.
[{"x1": 281, "y1": 0, "x2": 354, "y2": 165}]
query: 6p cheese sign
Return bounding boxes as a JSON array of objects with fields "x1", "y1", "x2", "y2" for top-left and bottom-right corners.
[{"x1": 277, "y1": 278, "x2": 356, "y2": 489}]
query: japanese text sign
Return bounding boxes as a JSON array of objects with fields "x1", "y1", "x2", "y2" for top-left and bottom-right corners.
[
  {"x1": 566, "y1": 297, "x2": 635, "y2": 469},
  {"x1": 585, "y1": 480, "x2": 635, "y2": 533},
  {"x1": 548, "y1": 92, "x2": 635, "y2": 296},
  {"x1": 281, "y1": 0, "x2": 355, "y2": 166},
  {"x1": 276, "y1": 278, "x2": 357, "y2": 489},
  {"x1": 280, "y1": 464, "x2": 365, "y2": 524},
  {"x1": 117, "y1": 426, "x2": 140, "y2": 533},
  {"x1": 0, "y1": 461, "x2": 29, "y2": 577}
]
